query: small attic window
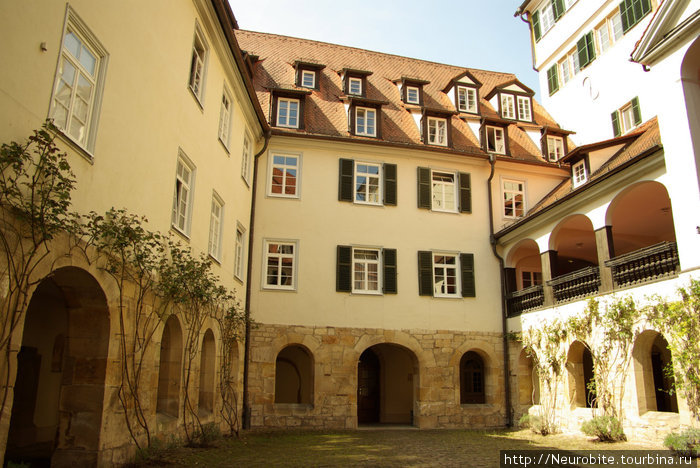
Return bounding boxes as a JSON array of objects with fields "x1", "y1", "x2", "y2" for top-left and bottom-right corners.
[
  {"x1": 301, "y1": 70, "x2": 315, "y2": 88},
  {"x1": 572, "y1": 159, "x2": 588, "y2": 187},
  {"x1": 294, "y1": 61, "x2": 325, "y2": 90},
  {"x1": 349, "y1": 77, "x2": 362, "y2": 95},
  {"x1": 457, "y1": 86, "x2": 477, "y2": 114},
  {"x1": 343, "y1": 68, "x2": 373, "y2": 98},
  {"x1": 406, "y1": 86, "x2": 420, "y2": 104},
  {"x1": 545, "y1": 135, "x2": 565, "y2": 161}
]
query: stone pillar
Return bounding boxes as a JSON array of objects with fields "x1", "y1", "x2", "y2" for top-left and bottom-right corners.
[
  {"x1": 595, "y1": 226, "x2": 615, "y2": 293},
  {"x1": 540, "y1": 251, "x2": 557, "y2": 307}
]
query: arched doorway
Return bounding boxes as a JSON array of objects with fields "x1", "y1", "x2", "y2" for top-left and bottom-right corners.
[
  {"x1": 633, "y1": 330, "x2": 678, "y2": 414},
  {"x1": 518, "y1": 348, "x2": 540, "y2": 406},
  {"x1": 567, "y1": 341, "x2": 595, "y2": 408},
  {"x1": 198, "y1": 329, "x2": 216, "y2": 416},
  {"x1": 156, "y1": 315, "x2": 183, "y2": 419},
  {"x1": 274, "y1": 345, "x2": 314, "y2": 404},
  {"x1": 6, "y1": 267, "x2": 110, "y2": 467},
  {"x1": 357, "y1": 343, "x2": 418, "y2": 425}
]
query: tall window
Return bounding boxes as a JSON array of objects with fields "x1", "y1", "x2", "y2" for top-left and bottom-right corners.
[
  {"x1": 189, "y1": 26, "x2": 208, "y2": 103},
  {"x1": 353, "y1": 248, "x2": 380, "y2": 293},
  {"x1": 517, "y1": 96, "x2": 532, "y2": 122},
  {"x1": 218, "y1": 88, "x2": 232, "y2": 148},
  {"x1": 241, "y1": 131, "x2": 252, "y2": 184},
  {"x1": 268, "y1": 153, "x2": 300, "y2": 197},
  {"x1": 276, "y1": 98, "x2": 299, "y2": 128},
  {"x1": 596, "y1": 11, "x2": 623, "y2": 54},
  {"x1": 500, "y1": 94, "x2": 515, "y2": 119},
  {"x1": 264, "y1": 241, "x2": 297, "y2": 290},
  {"x1": 457, "y1": 86, "x2": 477, "y2": 113},
  {"x1": 208, "y1": 194, "x2": 223, "y2": 260},
  {"x1": 49, "y1": 9, "x2": 107, "y2": 151},
  {"x1": 503, "y1": 179, "x2": 525, "y2": 218},
  {"x1": 431, "y1": 171, "x2": 457, "y2": 212},
  {"x1": 355, "y1": 107, "x2": 376, "y2": 137},
  {"x1": 234, "y1": 226, "x2": 245, "y2": 280},
  {"x1": 172, "y1": 153, "x2": 195, "y2": 235},
  {"x1": 485, "y1": 126, "x2": 505, "y2": 154},
  {"x1": 433, "y1": 254, "x2": 458, "y2": 297},
  {"x1": 427, "y1": 117, "x2": 447, "y2": 146},
  {"x1": 546, "y1": 135, "x2": 565, "y2": 161},
  {"x1": 460, "y1": 352, "x2": 485, "y2": 404},
  {"x1": 355, "y1": 163, "x2": 381, "y2": 204}
]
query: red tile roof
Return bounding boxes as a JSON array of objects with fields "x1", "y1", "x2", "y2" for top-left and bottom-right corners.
[{"x1": 236, "y1": 30, "x2": 568, "y2": 164}]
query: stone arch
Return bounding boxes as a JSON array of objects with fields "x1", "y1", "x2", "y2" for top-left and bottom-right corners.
[
  {"x1": 549, "y1": 214, "x2": 598, "y2": 277},
  {"x1": 156, "y1": 315, "x2": 183, "y2": 419},
  {"x1": 6, "y1": 267, "x2": 110, "y2": 467},
  {"x1": 605, "y1": 180, "x2": 676, "y2": 256},
  {"x1": 518, "y1": 347, "x2": 540, "y2": 406},
  {"x1": 505, "y1": 239, "x2": 542, "y2": 291},
  {"x1": 356, "y1": 342, "x2": 419, "y2": 425},
  {"x1": 681, "y1": 35, "x2": 700, "y2": 191},
  {"x1": 566, "y1": 340, "x2": 595, "y2": 408},
  {"x1": 632, "y1": 330, "x2": 678, "y2": 414},
  {"x1": 274, "y1": 344, "x2": 314, "y2": 405},
  {"x1": 460, "y1": 351, "x2": 486, "y2": 404},
  {"x1": 198, "y1": 329, "x2": 216, "y2": 416},
  {"x1": 450, "y1": 341, "x2": 499, "y2": 406}
]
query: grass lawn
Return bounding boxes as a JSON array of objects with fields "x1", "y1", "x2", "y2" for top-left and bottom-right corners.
[{"x1": 133, "y1": 428, "x2": 673, "y2": 467}]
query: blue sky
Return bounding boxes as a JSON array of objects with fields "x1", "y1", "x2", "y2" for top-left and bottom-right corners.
[{"x1": 229, "y1": 1, "x2": 540, "y2": 96}]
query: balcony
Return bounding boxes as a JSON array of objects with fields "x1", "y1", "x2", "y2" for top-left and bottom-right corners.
[
  {"x1": 506, "y1": 285, "x2": 545, "y2": 317},
  {"x1": 605, "y1": 241, "x2": 679, "y2": 289},
  {"x1": 547, "y1": 266, "x2": 600, "y2": 304}
]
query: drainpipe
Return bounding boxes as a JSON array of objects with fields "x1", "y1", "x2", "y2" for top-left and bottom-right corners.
[
  {"x1": 242, "y1": 129, "x2": 271, "y2": 430},
  {"x1": 487, "y1": 154, "x2": 513, "y2": 427},
  {"x1": 517, "y1": 11, "x2": 539, "y2": 73}
]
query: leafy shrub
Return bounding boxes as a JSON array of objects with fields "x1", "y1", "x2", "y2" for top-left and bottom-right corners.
[
  {"x1": 664, "y1": 428, "x2": 700, "y2": 457},
  {"x1": 519, "y1": 414, "x2": 552, "y2": 435},
  {"x1": 580, "y1": 416, "x2": 626, "y2": 442}
]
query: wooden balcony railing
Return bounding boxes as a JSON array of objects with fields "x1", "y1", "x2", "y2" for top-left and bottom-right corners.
[
  {"x1": 506, "y1": 285, "x2": 545, "y2": 317},
  {"x1": 605, "y1": 241, "x2": 679, "y2": 289},
  {"x1": 547, "y1": 266, "x2": 600, "y2": 304}
]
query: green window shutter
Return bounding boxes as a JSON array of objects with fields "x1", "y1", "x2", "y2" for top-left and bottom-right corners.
[
  {"x1": 338, "y1": 158, "x2": 354, "y2": 202},
  {"x1": 586, "y1": 32, "x2": 596, "y2": 64},
  {"x1": 631, "y1": 97, "x2": 642, "y2": 126},
  {"x1": 383, "y1": 248, "x2": 397, "y2": 294},
  {"x1": 417, "y1": 167, "x2": 431, "y2": 209},
  {"x1": 620, "y1": 0, "x2": 631, "y2": 33},
  {"x1": 547, "y1": 66, "x2": 559, "y2": 96},
  {"x1": 532, "y1": 10, "x2": 541, "y2": 41},
  {"x1": 611, "y1": 111, "x2": 621, "y2": 137},
  {"x1": 336, "y1": 245, "x2": 352, "y2": 292},
  {"x1": 577, "y1": 32, "x2": 596, "y2": 69},
  {"x1": 417, "y1": 251, "x2": 433, "y2": 296},
  {"x1": 460, "y1": 253, "x2": 476, "y2": 298},
  {"x1": 553, "y1": 0, "x2": 565, "y2": 20},
  {"x1": 459, "y1": 172, "x2": 471, "y2": 214},
  {"x1": 383, "y1": 163, "x2": 397, "y2": 206}
]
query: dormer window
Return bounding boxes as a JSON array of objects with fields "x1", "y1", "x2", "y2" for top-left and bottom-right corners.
[
  {"x1": 406, "y1": 86, "x2": 420, "y2": 104},
  {"x1": 355, "y1": 107, "x2": 376, "y2": 136},
  {"x1": 427, "y1": 117, "x2": 447, "y2": 146},
  {"x1": 348, "y1": 77, "x2": 362, "y2": 95},
  {"x1": 501, "y1": 94, "x2": 515, "y2": 119},
  {"x1": 485, "y1": 126, "x2": 506, "y2": 154},
  {"x1": 546, "y1": 135, "x2": 565, "y2": 161},
  {"x1": 277, "y1": 98, "x2": 299, "y2": 128},
  {"x1": 517, "y1": 96, "x2": 532, "y2": 121},
  {"x1": 572, "y1": 159, "x2": 588, "y2": 187},
  {"x1": 457, "y1": 86, "x2": 477, "y2": 114},
  {"x1": 270, "y1": 88, "x2": 310, "y2": 129},
  {"x1": 612, "y1": 97, "x2": 642, "y2": 136},
  {"x1": 301, "y1": 70, "x2": 315, "y2": 88}
]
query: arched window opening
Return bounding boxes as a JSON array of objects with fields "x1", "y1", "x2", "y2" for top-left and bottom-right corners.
[
  {"x1": 275, "y1": 345, "x2": 313, "y2": 404},
  {"x1": 460, "y1": 351, "x2": 486, "y2": 404},
  {"x1": 157, "y1": 315, "x2": 183, "y2": 418},
  {"x1": 198, "y1": 329, "x2": 216, "y2": 415}
]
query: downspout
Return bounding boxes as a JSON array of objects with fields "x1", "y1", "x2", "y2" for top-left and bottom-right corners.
[
  {"x1": 487, "y1": 154, "x2": 513, "y2": 427},
  {"x1": 242, "y1": 128, "x2": 271, "y2": 430},
  {"x1": 517, "y1": 11, "x2": 539, "y2": 73}
]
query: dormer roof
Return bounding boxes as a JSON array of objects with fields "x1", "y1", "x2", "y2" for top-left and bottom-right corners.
[{"x1": 484, "y1": 79, "x2": 535, "y2": 100}]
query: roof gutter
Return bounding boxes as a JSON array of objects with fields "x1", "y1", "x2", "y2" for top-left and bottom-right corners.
[
  {"x1": 242, "y1": 129, "x2": 272, "y2": 430},
  {"x1": 487, "y1": 153, "x2": 513, "y2": 428}
]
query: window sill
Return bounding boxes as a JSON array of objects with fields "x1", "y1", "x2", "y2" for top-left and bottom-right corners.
[
  {"x1": 267, "y1": 193, "x2": 300, "y2": 200},
  {"x1": 234, "y1": 274, "x2": 244, "y2": 285},
  {"x1": 54, "y1": 128, "x2": 95, "y2": 164},
  {"x1": 170, "y1": 225, "x2": 191, "y2": 242},
  {"x1": 208, "y1": 253, "x2": 221, "y2": 265},
  {"x1": 433, "y1": 294, "x2": 462, "y2": 299},
  {"x1": 354, "y1": 201, "x2": 384, "y2": 207},
  {"x1": 351, "y1": 291, "x2": 383, "y2": 296},
  {"x1": 188, "y1": 85, "x2": 205, "y2": 112},
  {"x1": 431, "y1": 208, "x2": 460, "y2": 215},
  {"x1": 218, "y1": 137, "x2": 231, "y2": 155},
  {"x1": 262, "y1": 285, "x2": 296, "y2": 292}
]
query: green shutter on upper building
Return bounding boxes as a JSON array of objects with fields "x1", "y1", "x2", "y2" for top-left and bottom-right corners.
[
  {"x1": 577, "y1": 32, "x2": 596, "y2": 70},
  {"x1": 552, "y1": 0, "x2": 565, "y2": 21},
  {"x1": 611, "y1": 111, "x2": 621, "y2": 137},
  {"x1": 417, "y1": 251, "x2": 433, "y2": 296},
  {"x1": 532, "y1": 10, "x2": 541, "y2": 41},
  {"x1": 336, "y1": 245, "x2": 352, "y2": 292},
  {"x1": 383, "y1": 163, "x2": 397, "y2": 206},
  {"x1": 620, "y1": 0, "x2": 652, "y2": 34},
  {"x1": 338, "y1": 158, "x2": 354, "y2": 202},
  {"x1": 417, "y1": 167, "x2": 431, "y2": 209},
  {"x1": 459, "y1": 172, "x2": 471, "y2": 214},
  {"x1": 460, "y1": 253, "x2": 476, "y2": 298},
  {"x1": 631, "y1": 97, "x2": 642, "y2": 126},
  {"x1": 547, "y1": 66, "x2": 559, "y2": 96},
  {"x1": 383, "y1": 248, "x2": 397, "y2": 294}
]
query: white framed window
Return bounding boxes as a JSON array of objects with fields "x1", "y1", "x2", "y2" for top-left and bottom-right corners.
[
  {"x1": 431, "y1": 171, "x2": 457, "y2": 212},
  {"x1": 596, "y1": 11, "x2": 623, "y2": 54},
  {"x1": 546, "y1": 135, "x2": 565, "y2": 161},
  {"x1": 301, "y1": 70, "x2": 316, "y2": 88},
  {"x1": 406, "y1": 86, "x2": 420, "y2": 104},
  {"x1": 208, "y1": 193, "x2": 224, "y2": 261},
  {"x1": 172, "y1": 151, "x2": 196, "y2": 236},
  {"x1": 188, "y1": 24, "x2": 208, "y2": 103},
  {"x1": 348, "y1": 77, "x2": 362, "y2": 95},
  {"x1": 49, "y1": 7, "x2": 108, "y2": 152},
  {"x1": 559, "y1": 49, "x2": 580, "y2": 86},
  {"x1": 352, "y1": 248, "x2": 381, "y2": 294},
  {"x1": 263, "y1": 240, "x2": 297, "y2": 290},
  {"x1": 433, "y1": 253, "x2": 459, "y2": 298},
  {"x1": 517, "y1": 96, "x2": 532, "y2": 122},
  {"x1": 354, "y1": 162, "x2": 381, "y2": 204},
  {"x1": 276, "y1": 97, "x2": 300, "y2": 128},
  {"x1": 234, "y1": 225, "x2": 246, "y2": 281},
  {"x1": 427, "y1": 117, "x2": 447, "y2": 146},
  {"x1": 538, "y1": 1, "x2": 556, "y2": 36},
  {"x1": 268, "y1": 152, "x2": 300, "y2": 198},
  {"x1": 218, "y1": 87, "x2": 233, "y2": 148},
  {"x1": 485, "y1": 126, "x2": 505, "y2": 154},
  {"x1": 572, "y1": 160, "x2": 587, "y2": 187},
  {"x1": 241, "y1": 131, "x2": 252, "y2": 185},
  {"x1": 619, "y1": 103, "x2": 636, "y2": 134},
  {"x1": 355, "y1": 107, "x2": 376, "y2": 137},
  {"x1": 503, "y1": 179, "x2": 525, "y2": 218},
  {"x1": 457, "y1": 86, "x2": 477, "y2": 113},
  {"x1": 501, "y1": 94, "x2": 516, "y2": 119},
  {"x1": 563, "y1": 0, "x2": 577, "y2": 8},
  {"x1": 521, "y1": 271, "x2": 543, "y2": 289}
]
